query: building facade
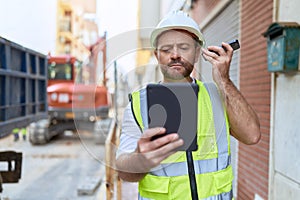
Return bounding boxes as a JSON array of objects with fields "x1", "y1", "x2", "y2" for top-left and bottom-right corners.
[
  {"x1": 56, "y1": 0, "x2": 99, "y2": 61},
  {"x1": 135, "y1": 0, "x2": 300, "y2": 199},
  {"x1": 190, "y1": 0, "x2": 300, "y2": 199},
  {"x1": 268, "y1": 0, "x2": 300, "y2": 199}
]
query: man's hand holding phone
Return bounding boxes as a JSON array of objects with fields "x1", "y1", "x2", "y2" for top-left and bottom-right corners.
[
  {"x1": 201, "y1": 39, "x2": 239, "y2": 85},
  {"x1": 207, "y1": 39, "x2": 240, "y2": 56}
]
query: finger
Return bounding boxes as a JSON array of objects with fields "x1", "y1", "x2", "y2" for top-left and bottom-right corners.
[
  {"x1": 156, "y1": 138, "x2": 184, "y2": 156},
  {"x1": 221, "y1": 42, "x2": 233, "y2": 57},
  {"x1": 202, "y1": 47, "x2": 220, "y2": 60},
  {"x1": 221, "y1": 42, "x2": 233, "y2": 52},
  {"x1": 201, "y1": 49, "x2": 217, "y2": 63},
  {"x1": 149, "y1": 133, "x2": 180, "y2": 149},
  {"x1": 207, "y1": 46, "x2": 224, "y2": 57},
  {"x1": 140, "y1": 133, "x2": 179, "y2": 153},
  {"x1": 201, "y1": 52, "x2": 208, "y2": 61},
  {"x1": 150, "y1": 138, "x2": 184, "y2": 162},
  {"x1": 141, "y1": 127, "x2": 166, "y2": 140}
]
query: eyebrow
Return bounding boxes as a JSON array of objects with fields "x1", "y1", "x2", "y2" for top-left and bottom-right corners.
[{"x1": 157, "y1": 42, "x2": 192, "y2": 48}]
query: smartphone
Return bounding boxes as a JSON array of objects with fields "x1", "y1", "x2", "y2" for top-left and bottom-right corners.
[
  {"x1": 209, "y1": 39, "x2": 240, "y2": 55},
  {"x1": 227, "y1": 39, "x2": 240, "y2": 51}
]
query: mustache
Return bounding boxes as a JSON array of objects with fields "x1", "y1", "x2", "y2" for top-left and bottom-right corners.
[
  {"x1": 168, "y1": 60, "x2": 186, "y2": 66},
  {"x1": 167, "y1": 60, "x2": 194, "y2": 68}
]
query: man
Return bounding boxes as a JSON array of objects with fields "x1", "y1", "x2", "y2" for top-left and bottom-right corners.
[
  {"x1": 116, "y1": 11, "x2": 261, "y2": 200},
  {"x1": 21, "y1": 127, "x2": 27, "y2": 141},
  {"x1": 12, "y1": 127, "x2": 20, "y2": 142}
]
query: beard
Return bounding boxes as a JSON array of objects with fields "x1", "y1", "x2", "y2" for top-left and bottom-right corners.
[{"x1": 159, "y1": 59, "x2": 194, "y2": 80}]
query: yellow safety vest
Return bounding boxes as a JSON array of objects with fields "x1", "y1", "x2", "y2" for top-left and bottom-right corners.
[
  {"x1": 130, "y1": 80, "x2": 234, "y2": 200},
  {"x1": 21, "y1": 128, "x2": 26, "y2": 135},
  {"x1": 12, "y1": 128, "x2": 19, "y2": 134}
]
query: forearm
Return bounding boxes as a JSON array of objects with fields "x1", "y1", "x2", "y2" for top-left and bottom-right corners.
[
  {"x1": 201, "y1": 43, "x2": 260, "y2": 144},
  {"x1": 217, "y1": 79, "x2": 261, "y2": 144},
  {"x1": 116, "y1": 152, "x2": 147, "y2": 182}
]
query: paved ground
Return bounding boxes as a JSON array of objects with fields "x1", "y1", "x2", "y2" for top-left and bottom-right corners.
[{"x1": 0, "y1": 131, "x2": 138, "y2": 200}]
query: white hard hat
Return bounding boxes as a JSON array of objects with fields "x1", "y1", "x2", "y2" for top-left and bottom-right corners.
[{"x1": 150, "y1": 11, "x2": 205, "y2": 48}]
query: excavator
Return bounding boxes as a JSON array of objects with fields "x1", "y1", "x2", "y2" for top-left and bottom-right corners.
[{"x1": 28, "y1": 54, "x2": 111, "y2": 144}]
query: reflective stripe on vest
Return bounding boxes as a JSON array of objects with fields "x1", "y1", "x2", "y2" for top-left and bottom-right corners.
[
  {"x1": 139, "y1": 190, "x2": 234, "y2": 200},
  {"x1": 130, "y1": 81, "x2": 233, "y2": 199}
]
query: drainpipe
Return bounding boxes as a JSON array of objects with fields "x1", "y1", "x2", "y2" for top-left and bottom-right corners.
[{"x1": 268, "y1": 0, "x2": 279, "y2": 199}]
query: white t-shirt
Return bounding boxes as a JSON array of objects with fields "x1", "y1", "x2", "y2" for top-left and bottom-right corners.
[{"x1": 116, "y1": 103, "x2": 142, "y2": 158}]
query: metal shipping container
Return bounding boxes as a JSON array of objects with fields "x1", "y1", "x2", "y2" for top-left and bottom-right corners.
[{"x1": 0, "y1": 36, "x2": 48, "y2": 138}]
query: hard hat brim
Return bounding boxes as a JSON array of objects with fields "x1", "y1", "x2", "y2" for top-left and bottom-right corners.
[{"x1": 150, "y1": 26, "x2": 205, "y2": 48}]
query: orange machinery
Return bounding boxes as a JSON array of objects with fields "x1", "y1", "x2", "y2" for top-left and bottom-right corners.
[{"x1": 28, "y1": 55, "x2": 110, "y2": 144}]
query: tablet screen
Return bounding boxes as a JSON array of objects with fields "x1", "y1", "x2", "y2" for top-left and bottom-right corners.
[{"x1": 146, "y1": 83, "x2": 198, "y2": 151}]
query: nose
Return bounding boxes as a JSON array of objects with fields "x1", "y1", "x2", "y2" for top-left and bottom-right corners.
[{"x1": 170, "y1": 47, "x2": 181, "y2": 59}]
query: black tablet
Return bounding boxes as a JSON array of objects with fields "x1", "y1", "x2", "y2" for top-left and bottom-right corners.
[{"x1": 146, "y1": 83, "x2": 199, "y2": 151}]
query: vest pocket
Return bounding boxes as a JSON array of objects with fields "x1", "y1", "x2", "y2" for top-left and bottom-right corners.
[
  {"x1": 139, "y1": 166, "x2": 233, "y2": 199},
  {"x1": 194, "y1": 165, "x2": 233, "y2": 198},
  {"x1": 139, "y1": 174, "x2": 170, "y2": 199},
  {"x1": 214, "y1": 165, "x2": 233, "y2": 192}
]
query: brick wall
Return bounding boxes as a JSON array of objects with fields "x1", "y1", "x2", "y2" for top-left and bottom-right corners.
[{"x1": 238, "y1": 0, "x2": 273, "y2": 199}]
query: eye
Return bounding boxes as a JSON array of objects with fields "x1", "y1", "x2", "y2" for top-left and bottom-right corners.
[
  {"x1": 159, "y1": 46, "x2": 172, "y2": 53},
  {"x1": 178, "y1": 44, "x2": 190, "y2": 51}
]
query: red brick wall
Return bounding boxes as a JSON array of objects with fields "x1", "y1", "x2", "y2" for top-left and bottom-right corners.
[{"x1": 238, "y1": 0, "x2": 273, "y2": 199}]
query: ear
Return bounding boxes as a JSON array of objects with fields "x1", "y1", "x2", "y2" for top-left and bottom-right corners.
[
  {"x1": 154, "y1": 49, "x2": 158, "y2": 60},
  {"x1": 194, "y1": 46, "x2": 201, "y2": 63}
]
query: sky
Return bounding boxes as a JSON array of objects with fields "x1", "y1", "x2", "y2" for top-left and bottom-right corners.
[
  {"x1": 0, "y1": 0, "x2": 57, "y2": 54},
  {"x1": 0, "y1": 0, "x2": 139, "y2": 83},
  {"x1": 0, "y1": 0, "x2": 139, "y2": 56},
  {"x1": 96, "y1": 0, "x2": 139, "y2": 78},
  {"x1": 97, "y1": 0, "x2": 139, "y2": 38}
]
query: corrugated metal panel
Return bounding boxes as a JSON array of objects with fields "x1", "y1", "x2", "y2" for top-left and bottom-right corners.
[{"x1": 199, "y1": 0, "x2": 240, "y2": 86}]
